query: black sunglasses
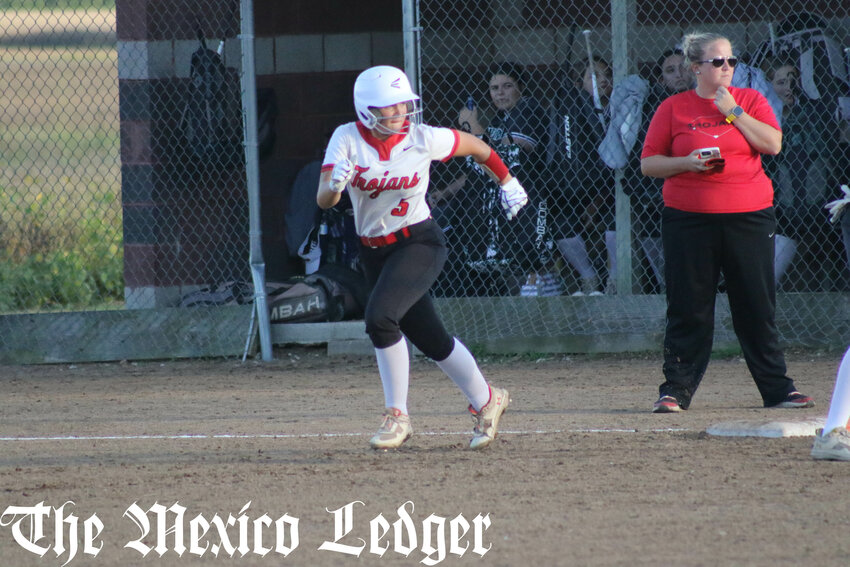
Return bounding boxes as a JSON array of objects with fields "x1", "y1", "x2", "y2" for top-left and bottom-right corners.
[{"x1": 699, "y1": 56, "x2": 738, "y2": 68}]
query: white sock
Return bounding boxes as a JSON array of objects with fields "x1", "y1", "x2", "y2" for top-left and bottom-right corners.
[
  {"x1": 823, "y1": 346, "x2": 850, "y2": 433},
  {"x1": 375, "y1": 337, "x2": 410, "y2": 414},
  {"x1": 774, "y1": 234, "x2": 797, "y2": 285},
  {"x1": 556, "y1": 236, "x2": 596, "y2": 279},
  {"x1": 435, "y1": 338, "x2": 490, "y2": 411}
]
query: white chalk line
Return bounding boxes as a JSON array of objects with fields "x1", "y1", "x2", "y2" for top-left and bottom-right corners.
[{"x1": 0, "y1": 428, "x2": 692, "y2": 443}]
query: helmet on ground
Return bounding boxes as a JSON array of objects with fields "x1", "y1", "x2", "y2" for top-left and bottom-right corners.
[{"x1": 353, "y1": 65, "x2": 422, "y2": 134}]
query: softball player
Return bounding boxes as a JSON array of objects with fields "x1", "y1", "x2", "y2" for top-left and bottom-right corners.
[
  {"x1": 812, "y1": 189, "x2": 850, "y2": 460},
  {"x1": 812, "y1": 346, "x2": 850, "y2": 460},
  {"x1": 316, "y1": 65, "x2": 528, "y2": 450}
]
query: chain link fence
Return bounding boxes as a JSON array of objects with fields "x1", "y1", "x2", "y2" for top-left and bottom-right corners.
[
  {"x1": 118, "y1": 0, "x2": 247, "y2": 310},
  {"x1": 415, "y1": 0, "x2": 850, "y2": 347},
  {"x1": 1, "y1": 1, "x2": 848, "y2": 363},
  {"x1": 1, "y1": 4, "x2": 121, "y2": 311},
  {"x1": 0, "y1": 0, "x2": 253, "y2": 362}
]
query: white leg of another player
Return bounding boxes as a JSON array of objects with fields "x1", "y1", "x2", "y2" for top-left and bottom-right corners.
[
  {"x1": 605, "y1": 230, "x2": 617, "y2": 293},
  {"x1": 640, "y1": 236, "x2": 666, "y2": 291},
  {"x1": 774, "y1": 234, "x2": 797, "y2": 286},
  {"x1": 435, "y1": 338, "x2": 490, "y2": 411},
  {"x1": 822, "y1": 346, "x2": 850, "y2": 433},
  {"x1": 557, "y1": 236, "x2": 598, "y2": 281},
  {"x1": 375, "y1": 337, "x2": 410, "y2": 414}
]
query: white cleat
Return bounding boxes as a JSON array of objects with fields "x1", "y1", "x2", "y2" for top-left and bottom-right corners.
[
  {"x1": 812, "y1": 427, "x2": 850, "y2": 461},
  {"x1": 370, "y1": 408, "x2": 412, "y2": 450},
  {"x1": 469, "y1": 386, "x2": 510, "y2": 450}
]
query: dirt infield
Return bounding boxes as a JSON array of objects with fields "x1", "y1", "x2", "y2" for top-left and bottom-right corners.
[{"x1": 1, "y1": 347, "x2": 849, "y2": 566}]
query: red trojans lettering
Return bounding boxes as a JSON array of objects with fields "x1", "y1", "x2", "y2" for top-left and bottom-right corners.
[{"x1": 351, "y1": 166, "x2": 420, "y2": 199}]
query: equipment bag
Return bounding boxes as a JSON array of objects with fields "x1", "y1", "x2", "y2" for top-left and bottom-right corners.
[
  {"x1": 179, "y1": 31, "x2": 240, "y2": 166},
  {"x1": 178, "y1": 280, "x2": 254, "y2": 307},
  {"x1": 267, "y1": 275, "x2": 333, "y2": 324}
]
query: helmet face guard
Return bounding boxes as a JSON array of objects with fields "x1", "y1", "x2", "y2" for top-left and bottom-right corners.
[
  {"x1": 354, "y1": 66, "x2": 422, "y2": 134},
  {"x1": 368, "y1": 100, "x2": 423, "y2": 136}
]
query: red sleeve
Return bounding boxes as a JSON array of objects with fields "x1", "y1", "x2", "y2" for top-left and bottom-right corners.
[{"x1": 641, "y1": 99, "x2": 672, "y2": 158}]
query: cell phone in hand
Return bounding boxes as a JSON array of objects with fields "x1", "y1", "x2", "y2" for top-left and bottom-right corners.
[
  {"x1": 697, "y1": 147, "x2": 724, "y2": 168},
  {"x1": 698, "y1": 147, "x2": 721, "y2": 160}
]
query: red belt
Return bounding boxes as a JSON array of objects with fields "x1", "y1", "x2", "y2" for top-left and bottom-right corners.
[{"x1": 360, "y1": 226, "x2": 412, "y2": 248}]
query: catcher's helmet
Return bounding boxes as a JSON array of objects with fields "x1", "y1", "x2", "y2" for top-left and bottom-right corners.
[{"x1": 353, "y1": 65, "x2": 421, "y2": 134}]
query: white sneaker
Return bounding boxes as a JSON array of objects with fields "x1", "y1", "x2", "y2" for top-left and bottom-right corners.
[
  {"x1": 574, "y1": 275, "x2": 602, "y2": 296},
  {"x1": 812, "y1": 427, "x2": 850, "y2": 461},
  {"x1": 370, "y1": 408, "x2": 412, "y2": 450},
  {"x1": 469, "y1": 386, "x2": 510, "y2": 450}
]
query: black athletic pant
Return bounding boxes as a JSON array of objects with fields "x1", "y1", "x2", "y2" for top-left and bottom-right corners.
[
  {"x1": 359, "y1": 219, "x2": 455, "y2": 361},
  {"x1": 660, "y1": 206, "x2": 797, "y2": 408}
]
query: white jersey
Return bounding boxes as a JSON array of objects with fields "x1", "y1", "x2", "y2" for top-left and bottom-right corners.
[{"x1": 322, "y1": 121, "x2": 459, "y2": 238}]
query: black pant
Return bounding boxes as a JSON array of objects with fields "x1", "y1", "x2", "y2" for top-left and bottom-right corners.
[
  {"x1": 359, "y1": 219, "x2": 455, "y2": 361},
  {"x1": 660, "y1": 207, "x2": 797, "y2": 408}
]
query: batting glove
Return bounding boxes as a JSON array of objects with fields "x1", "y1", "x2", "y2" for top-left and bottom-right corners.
[
  {"x1": 329, "y1": 158, "x2": 354, "y2": 193},
  {"x1": 500, "y1": 177, "x2": 528, "y2": 221},
  {"x1": 825, "y1": 184, "x2": 850, "y2": 224}
]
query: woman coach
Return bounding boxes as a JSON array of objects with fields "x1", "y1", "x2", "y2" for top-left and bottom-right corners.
[{"x1": 640, "y1": 31, "x2": 814, "y2": 413}]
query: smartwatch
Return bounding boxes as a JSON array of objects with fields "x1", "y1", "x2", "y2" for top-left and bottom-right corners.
[{"x1": 725, "y1": 105, "x2": 744, "y2": 123}]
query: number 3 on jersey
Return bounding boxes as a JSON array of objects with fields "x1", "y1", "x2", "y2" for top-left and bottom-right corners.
[{"x1": 390, "y1": 198, "x2": 409, "y2": 217}]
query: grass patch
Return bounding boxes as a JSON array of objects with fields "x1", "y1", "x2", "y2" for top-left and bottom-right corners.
[
  {"x1": 0, "y1": 186, "x2": 123, "y2": 311},
  {"x1": 0, "y1": 43, "x2": 122, "y2": 311}
]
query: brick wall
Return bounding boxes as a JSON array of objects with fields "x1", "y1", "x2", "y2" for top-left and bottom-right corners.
[{"x1": 116, "y1": 0, "x2": 404, "y2": 306}]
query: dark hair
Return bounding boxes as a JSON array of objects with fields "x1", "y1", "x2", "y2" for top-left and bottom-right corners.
[
  {"x1": 760, "y1": 54, "x2": 798, "y2": 80},
  {"x1": 575, "y1": 56, "x2": 611, "y2": 84},
  {"x1": 488, "y1": 61, "x2": 526, "y2": 90},
  {"x1": 656, "y1": 48, "x2": 684, "y2": 76}
]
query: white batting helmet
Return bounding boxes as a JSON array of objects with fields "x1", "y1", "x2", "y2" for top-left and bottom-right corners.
[{"x1": 353, "y1": 65, "x2": 421, "y2": 134}]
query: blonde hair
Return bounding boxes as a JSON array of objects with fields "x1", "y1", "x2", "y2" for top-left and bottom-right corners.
[{"x1": 681, "y1": 32, "x2": 730, "y2": 65}]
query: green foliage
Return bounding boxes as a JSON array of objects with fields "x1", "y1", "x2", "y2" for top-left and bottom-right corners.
[
  {"x1": 0, "y1": 45, "x2": 122, "y2": 312},
  {"x1": 0, "y1": 187, "x2": 123, "y2": 311}
]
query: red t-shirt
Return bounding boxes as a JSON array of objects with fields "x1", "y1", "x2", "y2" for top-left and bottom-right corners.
[{"x1": 641, "y1": 87, "x2": 780, "y2": 213}]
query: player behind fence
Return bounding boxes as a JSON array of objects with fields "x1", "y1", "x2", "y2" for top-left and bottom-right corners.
[
  {"x1": 550, "y1": 56, "x2": 615, "y2": 296},
  {"x1": 760, "y1": 55, "x2": 841, "y2": 291},
  {"x1": 430, "y1": 62, "x2": 551, "y2": 297},
  {"x1": 317, "y1": 65, "x2": 527, "y2": 450}
]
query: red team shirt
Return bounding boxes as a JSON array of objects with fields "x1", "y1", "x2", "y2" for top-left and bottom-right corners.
[
  {"x1": 322, "y1": 121, "x2": 460, "y2": 238},
  {"x1": 641, "y1": 86, "x2": 780, "y2": 214}
]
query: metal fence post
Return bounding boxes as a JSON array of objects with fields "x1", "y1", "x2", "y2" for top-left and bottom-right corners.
[
  {"x1": 612, "y1": 0, "x2": 635, "y2": 295},
  {"x1": 240, "y1": 0, "x2": 273, "y2": 361},
  {"x1": 402, "y1": 0, "x2": 421, "y2": 93}
]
